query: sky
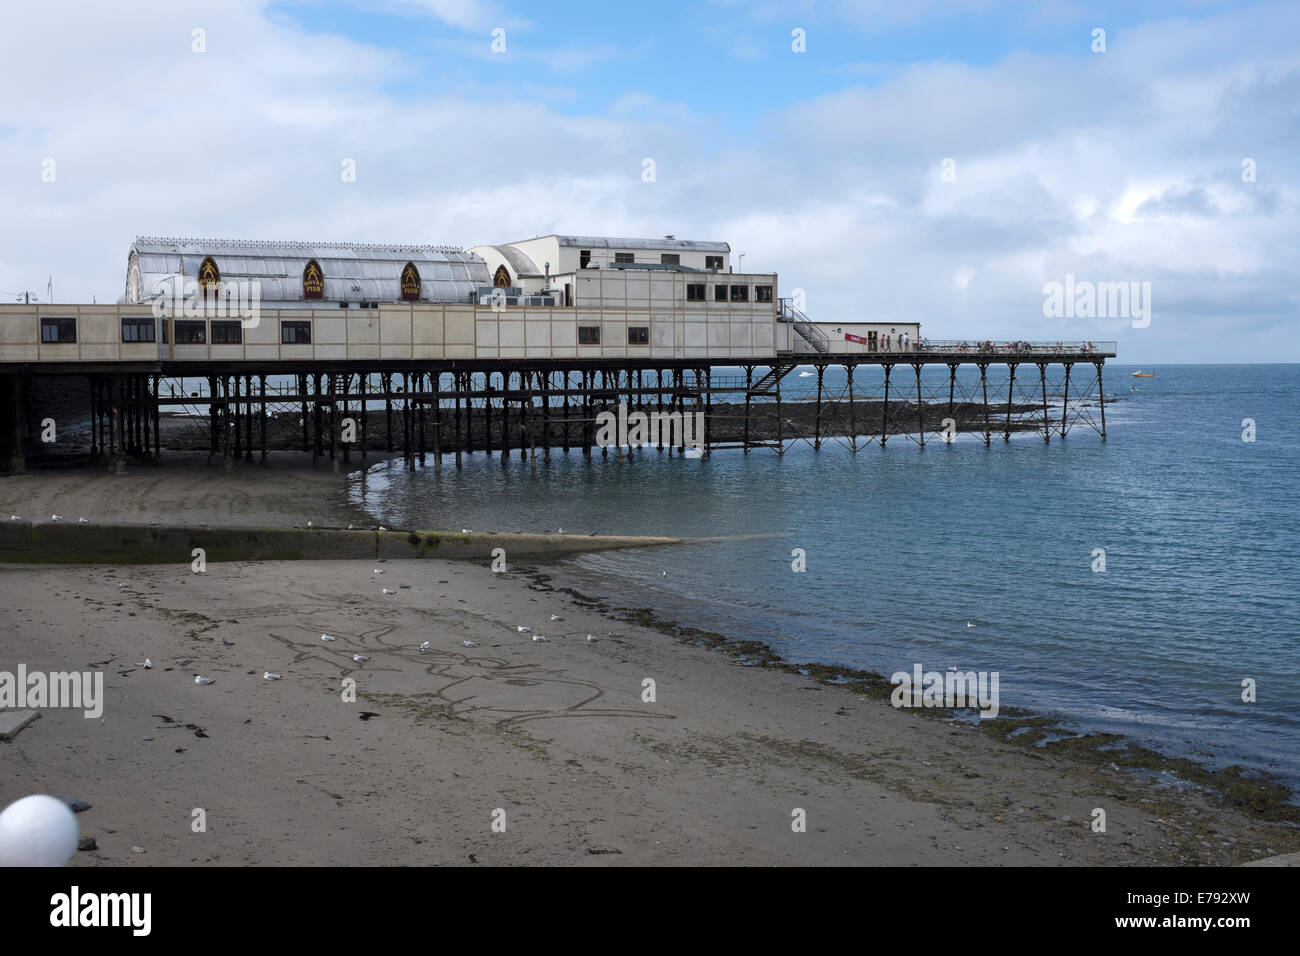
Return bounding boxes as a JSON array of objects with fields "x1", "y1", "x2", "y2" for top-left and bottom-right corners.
[{"x1": 0, "y1": 0, "x2": 1296, "y2": 363}]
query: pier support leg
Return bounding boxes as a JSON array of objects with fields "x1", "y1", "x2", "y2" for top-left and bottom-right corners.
[
  {"x1": 814, "y1": 365, "x2": 824, "y2": 450},
  {"x1": 881, "y1": 365, "x2": 891, "y2": 447},
  {"x1": 259, "y1": 374, "x2": 267, "y2": 464},
  {"x1": 1039, "y1": 363, "x2": 1050, "y2": 443},
  {"x1": 1060, "y1": 363, "x2": 1071, "y2": 438},
  {"x1": 847, "y1": 364, "x2": 857, "y2": 451},
  {"x1": 1095, "y1": 362, "x2": 1107, "y2": 440},
  {"x1": 432, "y1": 374, "x2": 442, "y2": 474},
  {"x1": 979, "y1": 363, "x2": 991, "y2": 446},
  {"x1": 915, "y1": 363, "x2": 924, "y2": 447},
  {"x1": 1004, "y1": 363, "x2": 1017, "y2": 442}
]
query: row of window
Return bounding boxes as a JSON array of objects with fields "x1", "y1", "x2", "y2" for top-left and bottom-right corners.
[
  {"x1": 579, "y1": 251, "x2": 727, "y2": 270},
  {"x1": 685, "y1": 284, "x2": 773, "y2": 303},
  {"x1": 41, "y1": 317, "x2": 656, "y2": 347}
]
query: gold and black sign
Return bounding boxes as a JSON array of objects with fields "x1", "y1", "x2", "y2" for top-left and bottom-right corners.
[
  {"x1": 400, "y1": 261, "x2": 421, "y2": 301},
  {"x1": 303, "y1": 259, "x2": 324, "y2": 299},
  {"x1": 493, "y1": 265, "x2": 510, "y2": 288},
  {"x1": 198, "y1": 256, "x2": 220, "y2": 289}
]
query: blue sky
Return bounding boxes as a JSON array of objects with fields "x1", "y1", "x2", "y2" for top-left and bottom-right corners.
[{"x1": 0, "y1": 0, "x2": 1296, "y2": 362}]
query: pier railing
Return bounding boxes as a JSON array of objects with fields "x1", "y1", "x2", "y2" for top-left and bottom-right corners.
[{"x1": 886, "y1": 340, "x2": 1115, "y2": 357}]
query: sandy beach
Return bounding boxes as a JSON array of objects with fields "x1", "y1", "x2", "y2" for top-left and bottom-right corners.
[{"x1": 1, "y1": 461, "x2": 1298, "y2": 866}]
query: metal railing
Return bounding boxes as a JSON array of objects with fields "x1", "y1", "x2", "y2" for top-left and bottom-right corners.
[
  {"x1": 902, "y1": 339, "x2": 1116, "y2": 356},
  {"x1": 777, "y1": 298, "x2": 830, "y2": 353}
]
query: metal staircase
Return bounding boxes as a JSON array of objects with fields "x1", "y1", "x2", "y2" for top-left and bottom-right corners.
[
  {"x1": 778, "y1": 298, "x2": 830, "y2": 354},
  {"x1": 747, "y1": 362, "x2": 797, "y2": 396}
]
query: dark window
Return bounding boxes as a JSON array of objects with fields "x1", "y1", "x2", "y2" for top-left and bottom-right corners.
[
  {"x1": 174, "y1": 321, "x2": 206, "y2": 344},
  {"x1": 755, "y1": 285, "x2": 773, "y2": 303},
  {"x1": 281, "y1": 321, "x2": 311, "y2": 344},
  {"x1": 40, "y1": 317, "x2": 77, "y2": 344},
  {"x1": 714, "y1": 284, "x2": 728, "y2": 302},
  {"x1": 579, "y1": 250, "x2": 591, "y2": 269},
  {"x1": 614, "y1": 252, "x2": 634, "y2": 264},
  {"x1": 660, "y1": 253, "x2": 679, "y2": 266},
  {"x1": 578, "y1": 326, "x2": 601, "y2": 345},
  {"x1": 211, "y1": 321, "x2": 242, "y2": 344},
  {"x1": 705, "y1": 255, "x2": 723, "y2": 270},
  {"x1": 730, "y1": 285, "x2": 749, "y2": 302},
  {"x1": 686, "y1": 283, "x2": 706, "y2": 301},
  {"x1": 338, "y1": 301, "x2": 350, "y2": 308},
  {"x1": 121, "y1": 317, "x2": 156, "y2": 343},
  {"x1": 628, "y1": 326, "x2": 649, "y2": 345}
]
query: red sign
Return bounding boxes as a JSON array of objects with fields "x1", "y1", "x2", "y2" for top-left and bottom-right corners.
[{"x1": 845, "y1": 333, "x2": 868, "y2": 344}]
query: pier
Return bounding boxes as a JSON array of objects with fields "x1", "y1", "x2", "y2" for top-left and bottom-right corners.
[{"x1": 1, "y1": 340, "x2": 1116, "y2": 473}]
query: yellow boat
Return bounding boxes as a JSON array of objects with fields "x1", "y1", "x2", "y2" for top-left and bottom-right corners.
[{"x1": 1131, "y1": 370, "x2": 1154, "y2": 378}]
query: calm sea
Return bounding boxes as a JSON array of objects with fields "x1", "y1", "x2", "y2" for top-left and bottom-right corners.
[{"x1": 349, "y1": 364, "x2": 1300, "y2": 790}]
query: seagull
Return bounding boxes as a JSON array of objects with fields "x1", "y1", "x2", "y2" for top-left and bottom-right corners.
[
  {"x1": 136, "y1": 658, "x2": 153, "y2": 669},
  {"x1": 263, "y1": 672, "x2": 281, "y2": 680},
  {"x1": 8, "y1": 515, "x2": 21, "y2": 521},
  {"x1": 352, "y1": 654, "x2": 371, "y2": 662},
  {"x1": 320, "y1": 633, "x2": 336, "y2": 641},
  {"x1": 78, "y1": 516, "x2": 88, "y2": 524},
  {"x1": 373, "y1": 569, "x2": 384, "y2": 574},
  {"x1": 418, "y1": 641, "x2": 431, "y2": 652},
  {"x1": 377, "y1": 525, "x2": 387, "y2": 532},
  {"x1": 462, "y1": 640, "x2": 480, "y2": 648},
  {"x1": 586, "y1": 634, "x2": 596, "y2": 642},
  {"x1": 966, "y1": 622, "x2": 977, "y2": 629},
  {"x1": 947, "y1": 666, "x2": 959, "y2": 673},
  {"x1": 550, "y1": 614, "x2": 562, "y2": 621},
  {"x1": 194, "y1": 676, "x2": 215, "y2": 685},
  {"x1": 51, "y1": 514, "x2": 63, "y2": 521},
  {"x1": 557, "y1": 528, "x2": 564, "y2": 533},
  {"x1": 461, "y1": 529, "x2": 472, "y2": 533},
  {"x1": 381, "y1": 588, "x2": 396, "y2": 595},
  {"x1": 307, "y1": 521, "x2": 313, "y2": 528},
  {"x1": 516, "y1": 625, "x2": 531, "y2": 633},
  {"x1": 662, "y1": 571, "x2": 667, "y2": 577},
  {"x1": 532, "y1": 635, "x2": 548, "y2": 642},
  {"x1": 347, "y1": 523, "x2": 353, "y2": 530}
]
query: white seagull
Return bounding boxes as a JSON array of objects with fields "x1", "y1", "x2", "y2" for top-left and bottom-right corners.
[
  {"x1": 418, "y1": 641, "x2": 431, "y2": 652},
  {"x1": 136, "y1": 658, "x2": 153, "y2": 669},
  {"x1": 306, "y1": 521, "x2": 313, "y2": 528},
  {"x1": 320, "y1": 633, "x2": 337, "y2": 641},
  {"x1": 532, "y1": 635, "x2": 548, "y2": 642},
  {"x1": 381, "y1": 587, "x2": 396, "y2": 595},
  {"x1": 586, "y1": 634, "x2": 596, "y2": 642},
  {"x1": 966, "y1": 622, "x2": 977, "y2": 629},
  {"x1": 373, "y1": 569, "x2": 384, "y2": 574},
  {"x1": 462, "y1": 640, "x2": 480, "y2": 648},
  {"x1": 51, "y1": 514, "x2": 63, "y2": 521},
  {"x1": 78, "y1": 516, "x2": 88, "y2": 524},
  {"x1": 377, "y1": 525, "x2": 387, "y2": 532},
  {"x1": 352, "y1": 654, "x2": 371, "y2": 662},
  {"x1": 264, "y1": 672, "x2": 281, "y2": 681},
  {"x1": 550, "y1": 614, "x2": 562, "y2": 621},
  {"x1": 8, "y1": 515, "x2": 21, "y2": 521},
  {"x1": 194, "y1": 676, "x2": 215, "y2": 685},
  {"x1": 516, "y1": 625, "x2": 531, "y2": 633}
]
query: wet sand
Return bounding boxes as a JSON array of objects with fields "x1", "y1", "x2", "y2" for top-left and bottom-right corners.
[{"x1": 1, "y1": 460, "x2": 1298, "y2": 865}]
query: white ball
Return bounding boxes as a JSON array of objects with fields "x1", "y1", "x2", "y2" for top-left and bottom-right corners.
[{"x1": 0, "y1": 795, "x2": 79, "y2": 867}]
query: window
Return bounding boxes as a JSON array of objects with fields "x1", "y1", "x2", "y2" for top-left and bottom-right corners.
[
  {"x1": 121, "y1": 317, "x2": 156, "y2": 343},
  {"x1": 705, "y1": 255, "x2": 723, "y2": 270},
  {"x1": 686, "y1": 283, "x2": 706, "y2": 301},
  {"x1": 579, "y1": 250, "x2": 591, "y2": 269},
  {"x1": 40, "y1": 317, "x2": 77, "y2": 344},
  {"x1": 338, "y1": 301, "x2": 350, "y2": 308},
  {"x1": 730, "y1": 285, "x2": 749, "y2": 302},
  {"x1": 714, "y1": 284, "x2": 728, "y2": 302},
  {"x1": 578, "y1": 326, "x2": 601, "y2": 345},
  {"x1": 614, "y1": 252, "x2": 634, "y2": 264},
  {"x1": 281, "y1": 321, "x2": 311, "y2": 344},
  {"x1": 211, "y1": 321, "x2": 242, "y2": 344},
  {"x1": 628, "y1": 326, "x2": 649, "y2": 345},
  {"x1": 660, "y1": 253, "x2": 679, "y2": 266},
  {"x1": 174, "y1": 321, "x2": 206, "y2": 344},
  {"x1": 755, "y1": 285, "x2": 773, "y2": 303}
]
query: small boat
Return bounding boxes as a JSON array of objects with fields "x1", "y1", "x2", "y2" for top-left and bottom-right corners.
[{"x1": 1131, "y1": 370, "x2": 1154, "y2": 378}]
